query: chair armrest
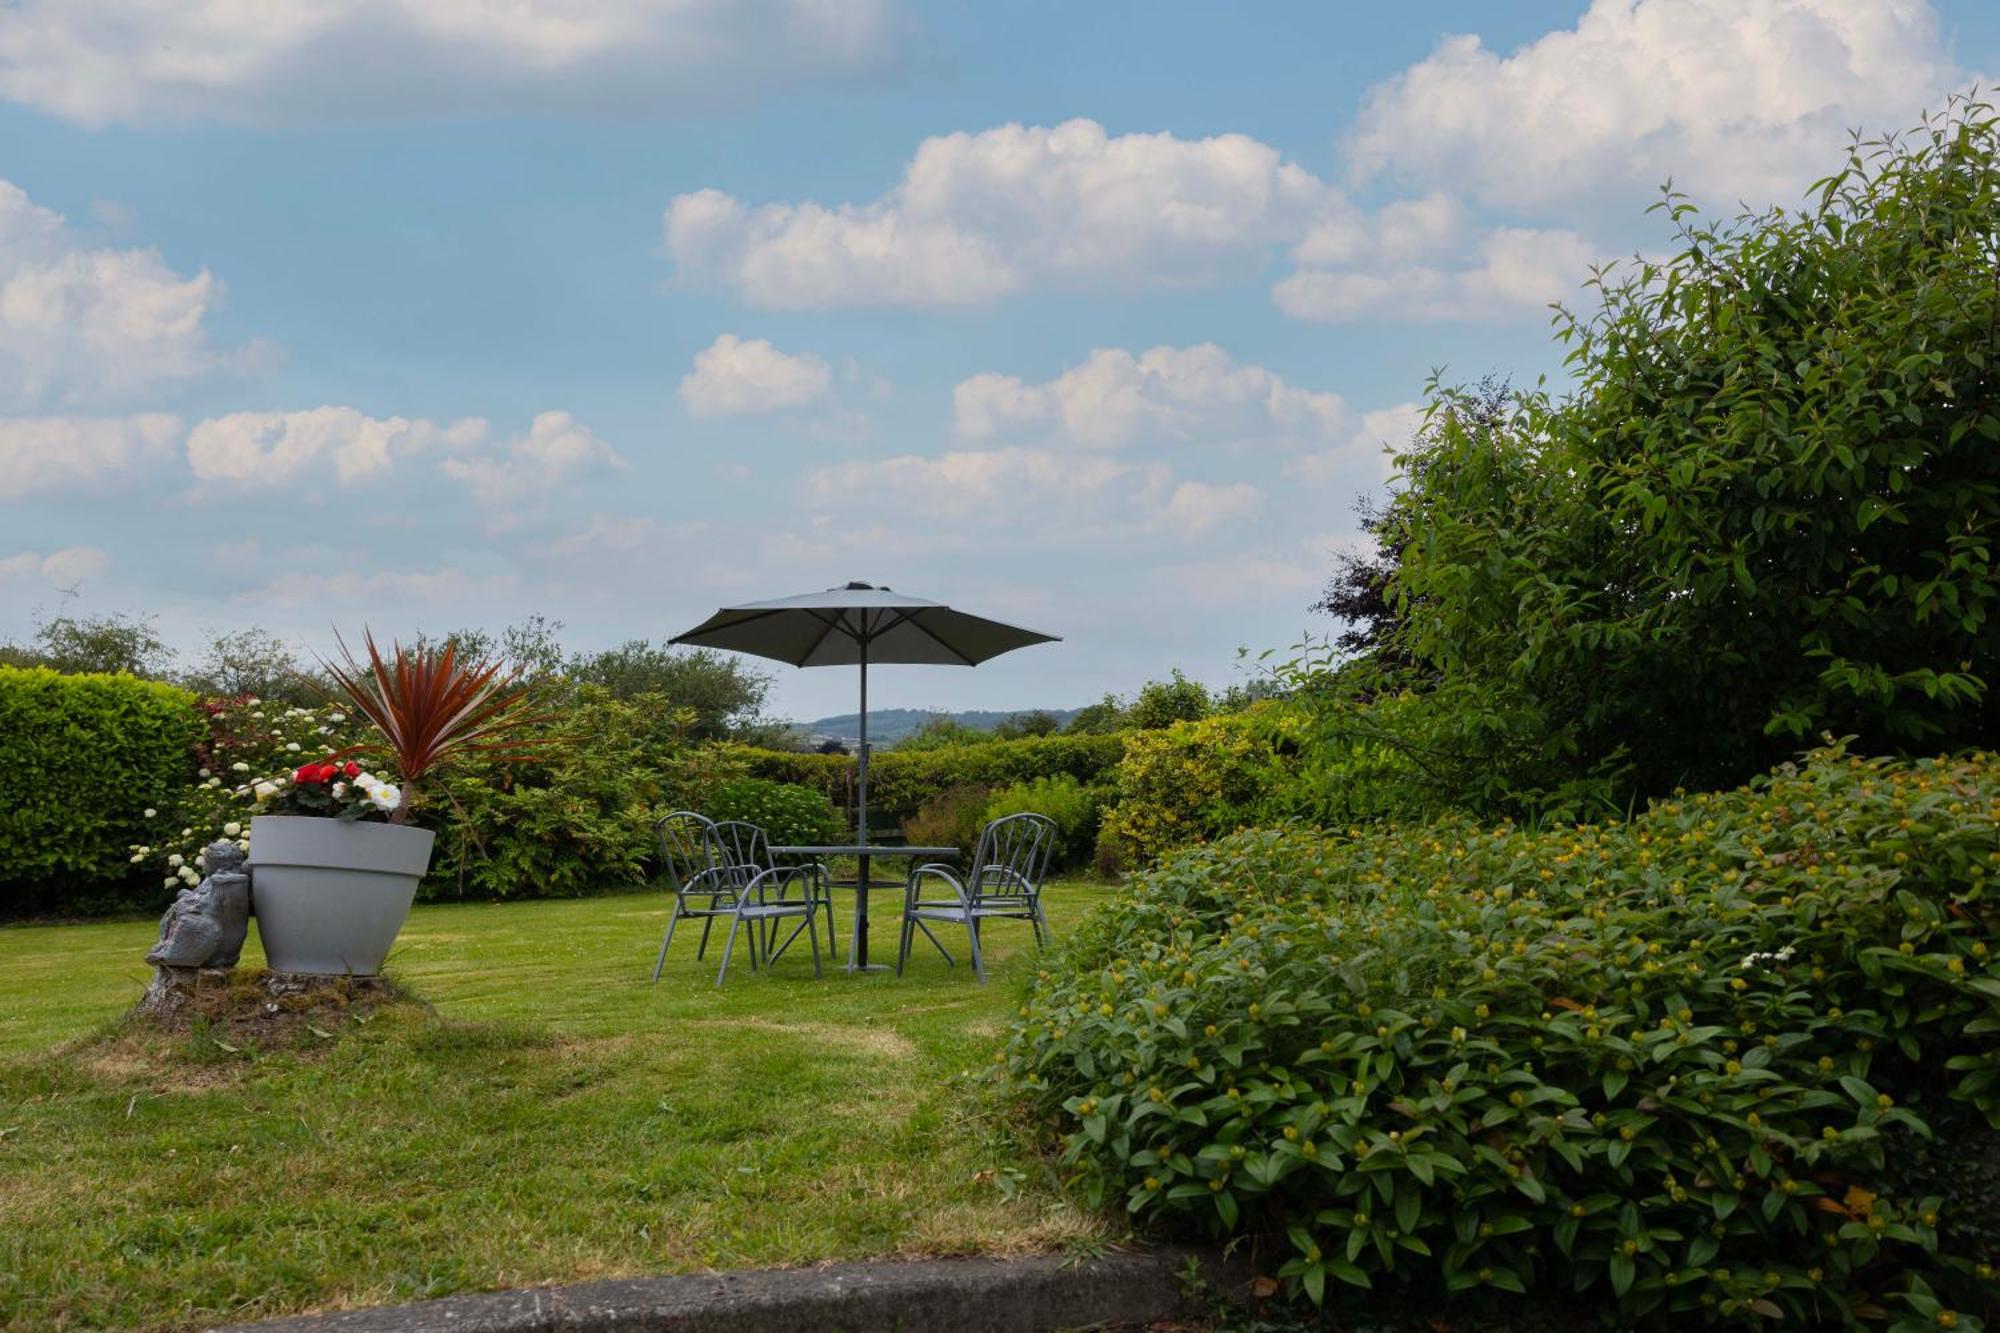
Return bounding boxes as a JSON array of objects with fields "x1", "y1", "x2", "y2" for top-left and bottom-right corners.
[
  {"x1": 679, "y1": 865, "x2": 737, "y2": 897},
  {"x1": 906, "y1": 864, "x2": 968, "y2": 906},
  {"x1": 743, "y1": 865, "x2": 818, "y2": 906}
]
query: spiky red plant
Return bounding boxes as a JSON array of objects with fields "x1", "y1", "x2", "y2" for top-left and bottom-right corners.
[{"x1": 320, "y1": 630, "x2": 541, "y2": 823}]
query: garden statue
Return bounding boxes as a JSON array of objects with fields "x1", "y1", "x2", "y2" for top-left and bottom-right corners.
[{"x1": 146, "y1": 840, "x2": 251, "y2": 971}]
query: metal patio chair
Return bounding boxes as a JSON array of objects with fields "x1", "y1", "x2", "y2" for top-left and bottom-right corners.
[
  {"x1": 711, "y1": 819, "x2": 836, "y2": 967},
  {"x1": 896, "y1": 811, "x2": 1056, "y2": 984},
  {"x1": 652, "y1": 812, "x2": 828, "y2": 985}
]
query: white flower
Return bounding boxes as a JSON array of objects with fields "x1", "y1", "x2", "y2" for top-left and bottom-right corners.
[
  {"x1": 223, "y1": 822, "x2": 242, "y2": 836},
  {"x1": 236, "y1": 839, "x2": 250, "y2": 852},
  {"x1": 251, "y1": 711, "x2": 265, "y2": 719},
  {"x1": 245, "y1": 696, "x2": 260, "y2": 705},
  {"x1": 331, "y1": 783, "x2": 347, "y2": 798},
  {"x1": 197, "y1": 768, "x2": 211, "y2": 778},
  {"x1": 232, "y1": 762, "x2": 250, "y2": 773},
  {"x1": 181, "y1": 828, "x2": 192, "y2": 837},
  {"x1": 253, "y1": 781, "x2": 278, "y2": 801},
  {"x1": 179, "y1": 866, "x2": 200, "y2": 885},
  {"x1": 129, "y1": 853, "x2": 144, "y2": 864},
  {"x1": 167, "y1": 854, "x2": 183, "y2": 867},
  {"x1": 143, "y1": 807, "x2": 158, "y2": 819},
  {"x1": 329, "y1": 712, "x2": 346, "y2": 723},
  {"x1": 163, "y1": 876, "x2": 178, "y2": 888},
  {"x1": 284, "y1": 742, "x2": 301, "y2": 753},
  {"x1": 368, "y1": 783, "x2": 402, "y2": 812}
]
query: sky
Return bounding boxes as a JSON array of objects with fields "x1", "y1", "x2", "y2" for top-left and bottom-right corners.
[{"x1": 2, "y1": 1, "x2": 1997, "y2": 722}]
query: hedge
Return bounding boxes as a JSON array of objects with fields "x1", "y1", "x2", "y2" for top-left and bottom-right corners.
[
  {"x1": 0, "y1": 666, "x2": 203, "y2": 912},
  {"x1": 727, "y1": 733, "x2": 1127, "y2": 828},
  {"x1": 1007, "y1": 744, "x2": 2000, "y2": 1326}
]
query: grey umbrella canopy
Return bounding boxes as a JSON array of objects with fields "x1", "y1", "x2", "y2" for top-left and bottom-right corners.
[{"x1": 671, "y1": 582, "x2": 1058, "y2": 842}]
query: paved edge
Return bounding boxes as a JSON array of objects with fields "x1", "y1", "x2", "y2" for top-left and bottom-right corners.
[{"x1": 211, "y1": 1245, "x2": 1246, "y2": 1333}]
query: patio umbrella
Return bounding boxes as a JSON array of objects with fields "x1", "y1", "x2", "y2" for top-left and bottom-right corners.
[{"x1": 670, "y1": 582, "x2": 1059, "y2": 843}]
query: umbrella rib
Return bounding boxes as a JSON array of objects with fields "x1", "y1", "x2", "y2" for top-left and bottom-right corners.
[
  {"x1": 900, "y1": 611, "x2": 979, "y2": 666},
  {"x1": 669, "y1": 607, "x2": 785, "y2": 643},
  {"x1": 795, "y1": 609, "x2": 849, "y2": 667}
]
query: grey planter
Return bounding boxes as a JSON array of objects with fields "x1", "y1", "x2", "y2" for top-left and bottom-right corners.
[{"x1": 247, "y1": 816, "x2": 435, "y2": 976}]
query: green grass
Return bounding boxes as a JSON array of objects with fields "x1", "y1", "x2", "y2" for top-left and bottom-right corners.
[{"x1": 0, "y1": 883, "x2": 1114, "y2": 1331}]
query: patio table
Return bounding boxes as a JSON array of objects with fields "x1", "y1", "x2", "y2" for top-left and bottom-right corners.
[{"x1": 769, "y1": 844, "x2": 958, "y2": 972}]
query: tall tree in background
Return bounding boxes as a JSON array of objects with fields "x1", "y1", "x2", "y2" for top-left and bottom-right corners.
[{"x1": 1381, "y1": 97, "x2": 2000, "y2": 797}]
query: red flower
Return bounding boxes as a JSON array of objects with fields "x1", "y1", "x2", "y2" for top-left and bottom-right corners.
[
  {"x1": 317, "y1": 763, "x2": 341, "y2": 783},
  {"x1": 344, "y1": 760, "x2": 361, "y2": 778},
  {"x1": 294, "y1": 764, "x2": 323, "y2": 785}
]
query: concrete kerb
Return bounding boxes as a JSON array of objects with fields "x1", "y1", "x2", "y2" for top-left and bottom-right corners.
[{"x1": 213, "y1": 1245, "x2": 1249, "y2": 1333}]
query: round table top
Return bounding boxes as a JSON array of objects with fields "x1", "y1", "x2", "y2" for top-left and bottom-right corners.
[{"x1": 768, "y1": 844, "x2": 960, "y2": 858}]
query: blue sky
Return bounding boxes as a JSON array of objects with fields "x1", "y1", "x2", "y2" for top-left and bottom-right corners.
[{"x1": 2, "y1": 1, "x2": 1996, "y2": 721}]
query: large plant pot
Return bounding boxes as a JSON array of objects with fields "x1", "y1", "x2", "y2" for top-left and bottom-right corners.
[{"x1": 248, "y1": 816, "x2": 435, "y2": 976}]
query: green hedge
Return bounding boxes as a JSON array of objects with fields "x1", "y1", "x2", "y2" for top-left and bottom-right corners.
[
  {"x1": 0, "y1": 666, "x2": 202, "y2": 912},
  {"x1": 728, "y1": 733, "x2": 1127, "y2": 829},
  {"x1": 1008, "y1": 745, "x2": 2000, "y2": 1326}
]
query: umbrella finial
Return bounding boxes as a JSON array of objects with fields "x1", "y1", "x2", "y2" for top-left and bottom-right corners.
[{"x1": 842, "y1": 580, "x2": 879, "y2": 590}]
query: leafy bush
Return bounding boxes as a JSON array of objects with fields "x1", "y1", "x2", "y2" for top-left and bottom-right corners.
[
  {"x1": 425, "y1": 687, "x2": 741, "y2": 900},
  {"x1": 1008, "y1": 745, "x2": 2000, "y2": 1327},
  {"x1": 732, "y1": 733, "x2": 1127, "y2": 830},
  {"x1": 1095, "y1": 711, "x2": 1297, "y2": 872},
  {"x1": 0, "y1": 666, "x2": 204, "y2": 912},
  {"x1": 984, "y1": 774, "x2": 1107, "y2": 871},
  {"x1": 901, "y1": 784, "x2": 995, "y2": 860},
  {"x1": 703, "y1": 777, "x2": 841, "y2": 849}
]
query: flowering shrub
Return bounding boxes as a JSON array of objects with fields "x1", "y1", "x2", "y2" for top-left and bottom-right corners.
[
  {"x1": 984, "y1": 774, "x2": 1108, "y2": 871},
  {"x1": 1094, "y1": 711, "x2": 1297, "y2": 873},
  {"x1": 1006, "y1": 745, "x2": 2000, "y2": 1327},
  {"x1": 129, "y1": 696, "x2": 368, "y2": 893}
]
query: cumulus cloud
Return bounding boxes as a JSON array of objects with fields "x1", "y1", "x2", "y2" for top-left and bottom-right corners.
[
  {"x1": 1348, "y1": 0, "x2": 1966, "y2": 211},
  {"x1": 1149, "y1": 481, "x2": 1265, "y2": 538},
  {"x1": 679, "y1": 334, "x2": 832, "y2": 417},
  {"x1": 1286, "y1": 403, "x2": 1426, "y2": 487},
  {"x1": 439, "y1": 410, "x2": 620, "y2": 505},
  {"x1": 1275, "y1": 228, "x2": 1598, "y2": 323},
  {"x1": 186, "y1": 405, "x2": 618, "y2": 506},
  {"x1": 666, "y1": 118, "x2": 1332, "y2": 308},
  {"x1": 0, "y1": 413, "x2": 181, "y2": 498},
  {"x1": 0, "y1": 180, "x2": 229, "y2": 408},
  {"x1": 808, "y1": 446, "x2": 1154, "y2": 525},
  {"x1": 0, "y1": 0, "x2": 906, "y2": 128},
  {"x1": 0, "y1": 545, "x2": 110, "y2": 586},
  {"x1": 954, "y1": 344, "x2": 1347, "y2": 448},
  {"x1": 186, "y1": 406, "x2": 485, "y2": 489}
]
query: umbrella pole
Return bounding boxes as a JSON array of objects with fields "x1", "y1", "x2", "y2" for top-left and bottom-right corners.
[{"x1": 850, "y1": 632, "x2": 875, "y2": 970}]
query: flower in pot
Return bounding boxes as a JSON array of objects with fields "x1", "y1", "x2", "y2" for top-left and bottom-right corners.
[{"x1": 249, "y1": 632, "x2": 537, "y2": 976}]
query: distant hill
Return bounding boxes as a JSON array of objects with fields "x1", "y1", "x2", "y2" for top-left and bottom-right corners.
[{"x1": 805, "y1": 706, "x2": 1081, "y2": 744}]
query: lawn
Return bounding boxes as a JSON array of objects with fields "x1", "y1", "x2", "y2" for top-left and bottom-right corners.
[{"x1": 0, "y1": 883, "x2": 1113, "y2": 1332}]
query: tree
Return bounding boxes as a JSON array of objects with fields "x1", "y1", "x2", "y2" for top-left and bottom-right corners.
[
  {"x1": 1382, "y1": 97, "x2": 2000, "y2": 798},
  {"x1": 1125, "y1": 671, "x2": 1211, "y2": 730},
  {"x1": 993, "y1": 708, "x2": 1060, "y2": 739},
  {"x1": 1064, "y1": 694, "x2": 1126, "y2": 735},
  {"x1": 182, "y1": 627, "x2": 322, "y2": 703},
  {"x1": 1, "y1": 613, "x2": 174, "y2": 678},
  {"x1": 567, "y1": 641, "x2": 770, "y2": 741}
]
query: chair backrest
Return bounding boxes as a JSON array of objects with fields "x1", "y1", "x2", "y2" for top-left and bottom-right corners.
[
  {"x1": 969, "y1": 812, "x2": 1057, "y2": 901},
  {"x1": 708, "y1": 820, "x2": 772, "y2": 878},
  {"x1": 656, "y1": 810, "x2": 724, "y2": 890}
]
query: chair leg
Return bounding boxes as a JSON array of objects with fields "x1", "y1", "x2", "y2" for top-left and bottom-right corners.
[
  {"x1": 915, "y1": 919, "x2": 954, "y2": 965},
  {"x1": 821, "y1": 895, "x2": 838, "y2": 955},
  {"x1": 806, "y1": 909, "x2": 822, "y2": 980},
  {"x1": 1031, "y1": 900, "x2": 1049, "y2": 948},
  {"x1": 653, "y1": 902, "x2": 682, "y2": 982},
  {"x1": 716, "y1": 912, "x2": 745, "y2": 987},
  {"x1": 966, "y1": 917, "x2": 986, "y2": 985},
  {"x1": 896, "y1": 912, "x2": 911, "y2": 976},
  {"x1": 696, "y1": 915, "x2": 715, "y2": 960}
]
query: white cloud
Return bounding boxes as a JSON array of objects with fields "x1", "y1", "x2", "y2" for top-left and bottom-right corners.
[
  {"x1": 0, "y1": 180, "x2": 228, "y2": 408},
  {"x1": 0, "y1": 545, "x2": 110, "y2": 586},
  {"x1": 1348, "y1": 0, "x2": 1966, "y2": 211},
  {"x1": 1275, "y1": 228, "x2": 1597, "y2": 323},
  {"x1": 186, "y1": 406, "x2": 484, "y2": 488},
  {"x1": 666, "y1": 118, "x2": 1332, "y2": 308},
  {"x1": 0, "y1": 413, "x2": 181, "y2": 498},
  {"x1": 0, "y1": 0, "x2": 906, "y2": 128},
  {"x1": 679, "y1": 334, "x2": 832, "y2": 417},
  {"x1": 1149, "y1": 481, "x2": 1265, "y2": 537},
  {"x1": 1159, "y1": 554, "x2": 1321, "y2": 609},
  {"x1": 1287, "y1": 403, "x2": 1426, "y2": 487},
  {"x1": 809, "y1": 446, "x2": 1151, "y2": 522},
  {"x1": 439, "y1": 410, "x2": 620, "y2": 505},
  {"x1": 954, "y1": 344, "x2": 1347, "y2": 448}
]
